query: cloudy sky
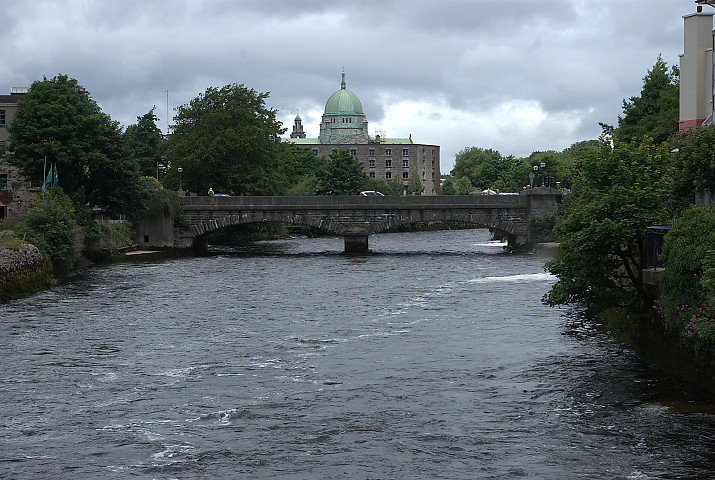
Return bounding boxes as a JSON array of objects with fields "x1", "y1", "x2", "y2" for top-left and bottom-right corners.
[{"x1": 1, "y1": 0, "x2": 697, "y2": 173}]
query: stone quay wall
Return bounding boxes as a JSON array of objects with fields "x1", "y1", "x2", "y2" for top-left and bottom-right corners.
[{"x1": 0, "y1": 242, "x2": 54, "y2": 302}]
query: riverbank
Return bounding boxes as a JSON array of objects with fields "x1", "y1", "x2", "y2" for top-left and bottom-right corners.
[
  {"x1": 603, "y1": 308, "x2": 715, "y2": 393},
  {"x1": 0, "y1": 241, "x2": 170, "y2": 303},
  {"x1": 0, "y1": 242, "x2": 55, "y2": 303}
]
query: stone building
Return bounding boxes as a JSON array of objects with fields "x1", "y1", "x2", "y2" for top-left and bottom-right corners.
[
  {"x1": 0, "y1": 88, "x2": 38, "y2": 220},
  {"x1": 286, "y1": 72, "x2": 442, "y2": 195}
]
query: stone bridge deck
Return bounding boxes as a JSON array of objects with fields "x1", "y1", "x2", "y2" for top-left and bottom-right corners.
[{"x1": 153, "y1": 188, "x2": 561, "y2": 252}]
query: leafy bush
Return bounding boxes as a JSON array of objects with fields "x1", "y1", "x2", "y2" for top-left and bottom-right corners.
[
  {"x1": 660, "y1": 205, "x2": 715, "y2": 312},
  {"x1": 659, "y1": 205, "x2": 715, "y2": 354},
  {"x1": 19, "y1": 188, "x2": 83, "y2": 264},
  {"x1": 132, "y1": 176, "x2": 180, "y2": 219}
]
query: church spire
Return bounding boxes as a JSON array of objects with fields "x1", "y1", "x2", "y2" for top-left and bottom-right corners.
[
  {"x1": 341, "y1": 66, "x2": 346, "y2": 90},
  {"x1": 290, "y1": 109, "x2": 306, "y2": 138}
]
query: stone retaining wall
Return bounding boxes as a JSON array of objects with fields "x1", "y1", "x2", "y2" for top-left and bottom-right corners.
[{"x1": 0, "y1": 242, "x2": 54, "y2": 303}]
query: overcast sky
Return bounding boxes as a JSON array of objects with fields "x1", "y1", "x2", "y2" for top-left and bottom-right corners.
[{"x1": 0, "y1": 0, "x2": 698, "y2": 173}]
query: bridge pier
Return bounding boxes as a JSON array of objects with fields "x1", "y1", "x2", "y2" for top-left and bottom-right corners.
[{"x1": 343, "y1": 226, "x2": 369, "y2": 254}]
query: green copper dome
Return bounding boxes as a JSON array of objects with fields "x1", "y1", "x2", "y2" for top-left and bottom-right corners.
[{"x1": 324, "y1": 72, "x2": 363, "y2": 115}]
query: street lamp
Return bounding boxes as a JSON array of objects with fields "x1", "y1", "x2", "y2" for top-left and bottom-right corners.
[
  {"x1": 158, "y1": 156, "x2": 167, "y2": 180},
  {"x1": 540, "y1": 162, "x2": 546, "y2": 187},
  {"x1": 177, "y1": 167, "x2": 183, "y2": 191},
  {"x1": 529, "y1": 165, "x2": 537, "y2": 188}
]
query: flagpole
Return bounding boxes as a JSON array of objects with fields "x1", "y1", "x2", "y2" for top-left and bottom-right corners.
[{"x1": 43, "y1": 155, "x2": 47, "y2": 201}]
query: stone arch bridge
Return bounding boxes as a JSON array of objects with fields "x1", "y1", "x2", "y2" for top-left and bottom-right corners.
[{"x1": 136, "y1": 188, "x2": 562, "y2": 253}]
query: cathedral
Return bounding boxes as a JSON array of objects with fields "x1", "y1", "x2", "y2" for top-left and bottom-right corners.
[{"x1": 286, "y1": 72, "x2": 441, "y2": 195}]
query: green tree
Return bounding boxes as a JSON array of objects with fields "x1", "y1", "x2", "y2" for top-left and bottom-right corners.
[
  {"x1": 658, "y1": 205, "x2": 715, "y2": 353},
  {"x1": 277, "y1": 145, "x2": 326, "y2": 195},
  {"x1": 5, "y1": 75, "x2": 140, "y2": 216},
  {"x1": 441, "y1": 178, "x2": 458, "y2": 195},
  {"x1": 162, "y1": 83, "x2": 286, "y2": 196},
  {"x1": 318, "y1": 149, "x2": 369, "y2": 195},
  {"x1": 124, "y1": 107, "x2": 163, "y2": 178},
  {"x1": 544, "y1": 137, "x2": 670, "y2": 313},
  {"x1": 659, "y1": 205, "x2": 715, "y2": 313},
  {"x1": 455, "y1": 176, "x2": 474, "y2": 194},
  {"x1": 607, "y1": 55, "x2": 679, "y2": 145},
  {"x1": 665, "y1": 124, "x2": 715, "y2": 215},
  {"x1": 452, "y1": 147, "x2": 505, "y2": 190}
]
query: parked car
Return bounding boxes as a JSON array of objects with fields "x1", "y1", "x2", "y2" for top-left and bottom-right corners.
[{"x1": 360, "y1": 191, "x2": 384, "y2": 196}]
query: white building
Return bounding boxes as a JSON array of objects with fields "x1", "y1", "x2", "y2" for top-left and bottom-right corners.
[{"x1": 680, "y1": 3, "x2": 715, "y2": 131}]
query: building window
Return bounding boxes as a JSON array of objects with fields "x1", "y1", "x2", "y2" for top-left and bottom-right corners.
[
  {"x1": 350, "y1": 148, "x2": 357, "y2": 156},
  {"x1": 385, "y1": 171, "x2": 392, "y2": 179},
  {"x1": 369, "y1": 172, "x2": 375, "y2": 178},
  {"x1": 385, "y1": 159, "x2": 392, "y2": 167},
  {"x1": 402, "y1": 148, "x2": 409, "y2": 156},
  {"x1": 312, "y1": 149, "x2": 319, "y2": 155},
  {"x1": 0, "y1": 173, "x2": 7, "y2": 190},
  {"x1": 402, "y1": 171, "x2": 409, "y2": 179},
  {"x1": 369, "y1": 148, "x2": 375, "y2": 156},
  {"x1": 0, "y1": 110, "x2": 5, "y2": 126},
  {"x1": 402, "y1": 159, "x2": 409, "y2": 168},
  {"x1": 369, "y1": 159, "x2": 375, "y2": 167},
  {"x1": 385, "y1": 148, "x2": 392, "y2": 156}
]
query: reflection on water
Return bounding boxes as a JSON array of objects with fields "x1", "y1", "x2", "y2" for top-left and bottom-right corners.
[{"x1": 0, "y1": 229, "x2": 713, "y2": 479}]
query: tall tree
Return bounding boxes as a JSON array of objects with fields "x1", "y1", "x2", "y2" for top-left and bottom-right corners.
[
  {"x1": 611, "y1": 55, "x2": 679, "y2": 145},
  {"x1": 162, "y1": 83, "x2": 286, "y2": 195},
  {"x1": 543, "y1": 137, "x2": 670, "y2": 313},
  {"x1": 5, "y1": 74, "x2": 140, "y2": 216},
  {"x1": 124, "y1": 107, "x2": 163, "y2": 178}
]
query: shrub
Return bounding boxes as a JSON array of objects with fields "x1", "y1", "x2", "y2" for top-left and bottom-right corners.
[
  {"x1": 659, "y1": 205, "x2": 715, "y2": 353},
  {"x1": 19, "y1": 188, "x2": 83, "y2": 265}
]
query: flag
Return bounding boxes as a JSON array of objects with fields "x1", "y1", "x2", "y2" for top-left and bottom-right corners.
[
  {"x1": 44, "y1": 168, "x2": 53, "y2": 190},
  {"x1": 52, "y1": 164, "x2": 58, "y2": 186}
]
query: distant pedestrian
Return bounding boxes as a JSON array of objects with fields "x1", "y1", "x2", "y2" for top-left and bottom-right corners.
[
  {"x1": 230, "y1": 190, "x2": 235, "y2": 196},
  {"x1": 208, "y1": 187, "x2": 214, "y2": 196}
]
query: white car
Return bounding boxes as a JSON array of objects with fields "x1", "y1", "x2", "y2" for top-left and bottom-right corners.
[{"x1": 359, "y1": 191, "x2": 384, "y2": 196}]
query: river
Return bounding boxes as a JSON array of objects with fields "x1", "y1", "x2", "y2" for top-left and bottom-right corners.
[{"x1": 1, "y1": 228, "x2": 713, "y2": 479}]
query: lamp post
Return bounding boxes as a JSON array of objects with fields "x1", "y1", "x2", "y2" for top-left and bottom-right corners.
[
  {"x1": 177, "y1": 167, "x2": 183, "y2": 191},
  {"x1": 540, "y1": 162, "x2": 546, "y2": 187},
  {"x1": 157, "y1": 156, "x2": 167, "y2": 180},
  {"x1": 529, "y1": 165, "x2": 537, "y2": 188}
]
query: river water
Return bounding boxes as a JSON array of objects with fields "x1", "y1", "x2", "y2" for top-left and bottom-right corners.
[{"x1": 1, "y1": 228, "x2": 713, "y2": 479}]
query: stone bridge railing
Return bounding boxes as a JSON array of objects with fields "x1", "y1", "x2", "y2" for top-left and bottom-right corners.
[{"x1": 135, "y1": 188, "x2": 562, "y2": 253}]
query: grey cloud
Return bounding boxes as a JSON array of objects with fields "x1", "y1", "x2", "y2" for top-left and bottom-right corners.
[{"x1": 0, "y1": 0, "x2": 698, "y2": 171}]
